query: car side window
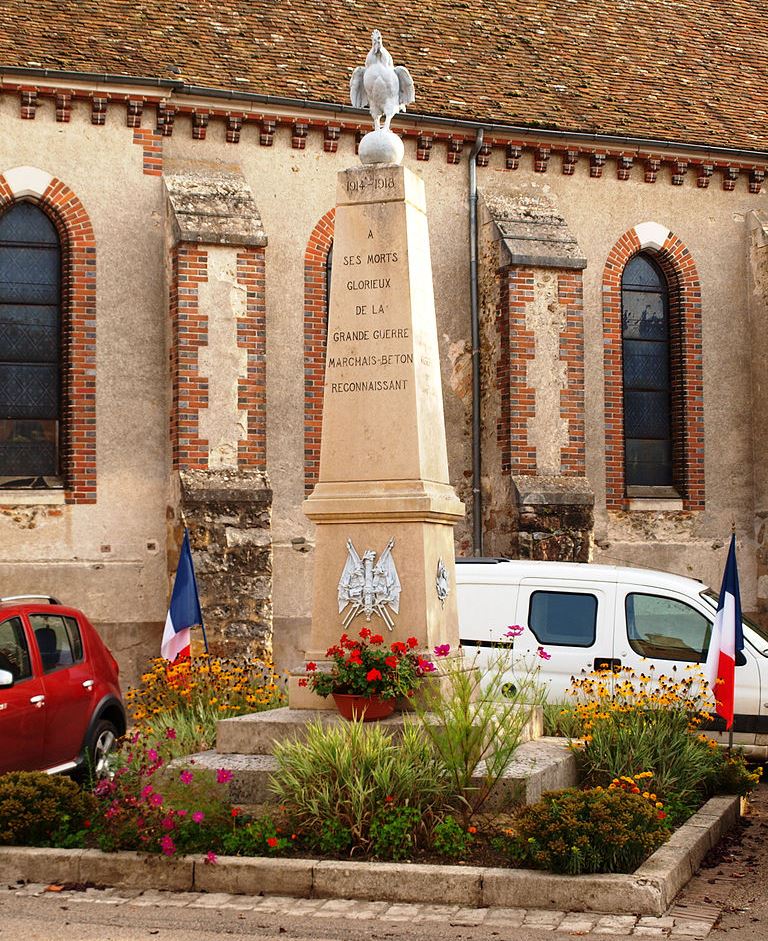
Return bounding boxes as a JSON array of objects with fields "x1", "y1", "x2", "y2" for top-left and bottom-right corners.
[
  {"x1": 625, "y1": 593, "x2": 711, "y2": 662},
  {"x1": 528, "y1": 591, "x2": 598, "y2": 647},
  {"x1": 63, "y1": 616, "x2": 84, "y2": 662},
  {"x1": 0, "y1": 616, "x2": 33, "y2": 681},
  {"x1": 29, "y1": 614, "x2": 81, "y2": 673}
]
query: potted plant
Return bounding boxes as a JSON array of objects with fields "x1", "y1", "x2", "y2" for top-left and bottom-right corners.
[{"x1": 298, "y1": 628, "x2": 444, "y2": 720}]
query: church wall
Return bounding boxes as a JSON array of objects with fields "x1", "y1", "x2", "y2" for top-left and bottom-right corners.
[
  {"x1": 0, "y1": 94, "x2": 765, "y2": 682},
  {"x1": 0, "y1": 98, "x2": 169, "y2": 683}
]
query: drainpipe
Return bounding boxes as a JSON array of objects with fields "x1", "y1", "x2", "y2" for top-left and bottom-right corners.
[{"x1": 469, "y1": 128, "x2": 485, "y2": 556}]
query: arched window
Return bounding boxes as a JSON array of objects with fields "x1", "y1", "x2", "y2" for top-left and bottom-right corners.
[
  {"x1": 0, "y1": 203, "x2": 61, "y2": 487},
  {"x1": 621, "y1": 253, "x2": 672, "y2": 488}
]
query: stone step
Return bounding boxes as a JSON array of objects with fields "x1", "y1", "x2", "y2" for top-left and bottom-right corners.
[
  {"x1": 180, "y1": 737, "x2": 576, "y2": 811},
  {"x1": 216, "y1": 704, "x2": 544, "y2": 756}
]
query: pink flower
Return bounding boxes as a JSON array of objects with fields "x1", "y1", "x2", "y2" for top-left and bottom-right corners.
[
  {"x1": 191, "y1": 811, "x2": 205, "y2": 824},
  {"x1": 204, "y1": 851, "x2": 218, "y2": 865},
  {"x1": 165, "y1": 728, "x2": 177, "y2": 740},
  {"x1": 537, "y1": 646, "x2": 552, "y2": 661},
  {"x1": 160, "y1": 835, "x2": 176, "y2": 857},
  {"x1": 176, "y1": 809, "x2": 188, "y2": 817},
  {"x1": 147, "y1": 748, "x2": 159, "y2": 763},
  {"x1": 150, "y1": 793, "x2": 164, "y2": 807},
  {"x1": 505, "y1": 624, "x2": 525, "y2": 638},
  {"x1": 216, "y1": 768, "x2": 233, "y2": 785},
  {"x1": 140, "y1": 785, "x2": 154, "y2": 799},
  {"x1": 179, "y1": 770, "x2": 193, "y2": 785},
  {"x1": 434, "y1": 644, "x2": 451, "y2": 657},
  {"x1": 161, "y1": 816, "x2": 175, "y2": 831}
]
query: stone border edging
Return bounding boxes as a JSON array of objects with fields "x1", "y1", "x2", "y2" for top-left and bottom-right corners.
[{"x1": 0, "y1": 795, "x2": 739, "y2": 917}]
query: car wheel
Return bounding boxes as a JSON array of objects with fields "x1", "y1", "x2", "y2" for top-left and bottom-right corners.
[{"x1": 87, "y1": 719, "x2": 119, "y2": 779}]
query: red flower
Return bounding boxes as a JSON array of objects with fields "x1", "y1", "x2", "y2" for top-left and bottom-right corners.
[
  {"x1": 391, "y1": 641, "x2": 407, "y2": 654},
  {"x1": 407, "y1": 637, "x2": 418, "y2": 648},
  {"x1": 366, "y1": 668, "x2": 382, "y2": 682},
  {"x1": 359, "y1": 627, "x2": 372, "y2": 639},
  {"x1": 298, "y1": 678, "x2": 308, "y2": 687},
  {"x1": 267, "y1": 837, "x2": 279, "y2": 848},
  {"x1": 370, "y1": 634, "x2": 384, "y2": 644},
  {"x1": 231, "y1": 807, "x2": 242, "y2": 818},
  {"x1": 385, "y1": 656, "x2": 398, "y2": 669},
  {"x1": 348, "y1": 650, "x2": 363, "y2": 665},
  {"x1": 306, "y1": 662, "x2": 317, "y2": 672},
  {"x1": 657, "y1": 811, "x2": 667, "y2": 820},
  {"x1": 385, "y1": 795, "x2": 395, "y2": 803}
]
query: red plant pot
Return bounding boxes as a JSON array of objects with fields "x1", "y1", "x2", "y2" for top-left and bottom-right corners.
[{"x1": 331, "y1": 693, "x2": 396, "y2": 721}]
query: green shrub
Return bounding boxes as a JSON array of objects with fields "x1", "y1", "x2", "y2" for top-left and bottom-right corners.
[
  {"x1": 370, "y1": 804, "x2": 421, "y2": 860},
  {"x1": 221, "y1": 815, "x2": 292, "y2": 856},
  {"x1": 269, "y1": 720, "x2": 447, "y2": 855},
  {"x1": 715, "y1": 751, "x2": 762, "y2": 796},
  {"x1": 503, "y1": 787, "x2": 668, "y2": 875},
  {"x1": 0, "y1": 772, "x2": 97, "y2": 847},
  {"x1": 432, "y1": 815, "x2": 473, "y2": 859}
]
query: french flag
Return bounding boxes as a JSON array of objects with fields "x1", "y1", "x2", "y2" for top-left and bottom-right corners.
[
  {"x1": 704, "y1": 534, "x2": 744, "y2": 730},
  {"x1": 161, "y1": 529, "x2": 204, "y2": 662}
]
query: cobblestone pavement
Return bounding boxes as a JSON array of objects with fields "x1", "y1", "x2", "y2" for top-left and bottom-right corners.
[{"x1": 1, "y1": 883, "x2": 719, "y2": 938}]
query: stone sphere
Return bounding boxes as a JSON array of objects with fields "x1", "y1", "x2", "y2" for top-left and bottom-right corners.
[{"x1": 358, "y1": 129, "x2": 405, "y2": 166}]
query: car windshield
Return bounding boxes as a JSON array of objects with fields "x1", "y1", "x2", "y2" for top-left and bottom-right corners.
[{"x1": 701, "y1": 589, "x2": 768, "y2": 647}]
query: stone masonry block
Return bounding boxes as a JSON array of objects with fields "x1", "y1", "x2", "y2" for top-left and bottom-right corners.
[
  {"x1": 78, "y1": 850, "x2": 194, "y2": 891},
  {"x1": 313, "y1": 861, "x2": 483, "y2": 906},
  {"x1": 0, "y1": 847, "x2": 82, "y2": 885},
  {"x1": 194, "y1": 856, "x2": 314, "y2": 896},
  {"x1": 481, "y1": 869, "x2": 665, "y2": 916}
]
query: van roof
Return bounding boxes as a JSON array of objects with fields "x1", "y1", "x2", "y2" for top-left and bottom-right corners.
[{"x1": 455, "y1": 558, "x2": 713, "y2": 596}]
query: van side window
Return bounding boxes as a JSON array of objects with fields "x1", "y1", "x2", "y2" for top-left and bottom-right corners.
[
  {"x1": 528, "y1": 591, "x2": 597, "y2": 647},
  {"x1": 625, "y1": 593, "x2": 711, "y2": 662}
]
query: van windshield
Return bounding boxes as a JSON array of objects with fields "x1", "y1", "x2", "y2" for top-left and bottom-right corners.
[{"x1": 701, "y1": 589, "x2": 768, "y2": 647}]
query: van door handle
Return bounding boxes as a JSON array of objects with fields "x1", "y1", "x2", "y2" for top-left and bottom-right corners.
[
  {"x1": 594, "y1": 658, "x2": 622, "y2": 673},
  {"x1": 29, "y1": 695, "x2": 45, "y2": 706},
  {"x1": 82, "y1": 680, "x2": 95, "y2": 690}
]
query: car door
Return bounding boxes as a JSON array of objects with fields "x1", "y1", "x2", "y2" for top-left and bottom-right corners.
[
  {"x1": 615, "y1": 585, "x2": 762, "y2": 747},
  {"x1": 514, "y1": 578, "x2": 617, "y2": 701},
  {"x1": 0, "y1": 614, "x2": 45, "y2": 771},
  {"x1": 28, "y1": 612, "x2": 93, "y2": 769}
]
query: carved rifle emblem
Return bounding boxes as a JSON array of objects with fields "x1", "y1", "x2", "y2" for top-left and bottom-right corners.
[{"x1": 338, "y1": 537, "x2": 401, "y2": 630}]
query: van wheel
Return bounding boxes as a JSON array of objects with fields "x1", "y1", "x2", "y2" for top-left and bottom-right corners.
[{"x1": 87, "y1": 719, "x2": 119, "y2": 779}]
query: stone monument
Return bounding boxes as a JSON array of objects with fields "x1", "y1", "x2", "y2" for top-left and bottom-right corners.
[{"x1": 290, "y1": 31, "x2": 465, "y2": 708}]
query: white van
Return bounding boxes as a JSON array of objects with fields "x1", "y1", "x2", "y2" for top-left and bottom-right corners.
[{"x1": 456, "y1": 558, "x2": 768, "y2": 754}]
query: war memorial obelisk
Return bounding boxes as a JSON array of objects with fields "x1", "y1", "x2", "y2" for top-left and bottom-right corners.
[{"x1": 290, "y1": 30, "x2": 465, "y2": 707}]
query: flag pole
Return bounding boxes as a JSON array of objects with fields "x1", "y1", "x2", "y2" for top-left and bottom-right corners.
[
  {"x1": 179, "y1": 510, "x2": 209, "y2": 655},
  {"x1": 728, "y1": 519, "x2": 736, "y2": 756}
]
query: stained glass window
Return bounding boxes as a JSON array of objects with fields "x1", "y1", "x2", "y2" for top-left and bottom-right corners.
[
  {"x1": 621, "y1": 254, "x2": 672, "y2": 488},
  {"x1": 0, "y1": 203, "x2": 61, "y2": 487}
]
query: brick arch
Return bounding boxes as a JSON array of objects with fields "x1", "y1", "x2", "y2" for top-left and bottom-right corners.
[
  {"x1": 304, "y1": 208, "x2": 335, "y2": 493},
  {"x1": 0, "y1": 169, "x2": 97, "y2": 503},
  {"x1": 603, "y1": 224, "x2": 703, "y2": 511}
]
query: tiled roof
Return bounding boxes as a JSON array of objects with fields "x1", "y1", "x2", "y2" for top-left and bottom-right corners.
[{"x1": 1, "y1": 0, "x2": 767, "y2": 153}]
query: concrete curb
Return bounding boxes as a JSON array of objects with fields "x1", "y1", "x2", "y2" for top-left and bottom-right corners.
[{"x1": 0, "y1": 794, "x2": 740, "y2": 916}]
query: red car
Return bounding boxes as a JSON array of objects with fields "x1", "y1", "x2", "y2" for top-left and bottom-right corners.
[{"x1": 0, "y1": 596, "x2": 126, "y2": 776}]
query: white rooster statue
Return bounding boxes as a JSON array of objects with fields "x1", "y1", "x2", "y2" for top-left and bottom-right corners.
[{"x1": 350, "y1": 30, "x2": 416, "y2": 133}]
